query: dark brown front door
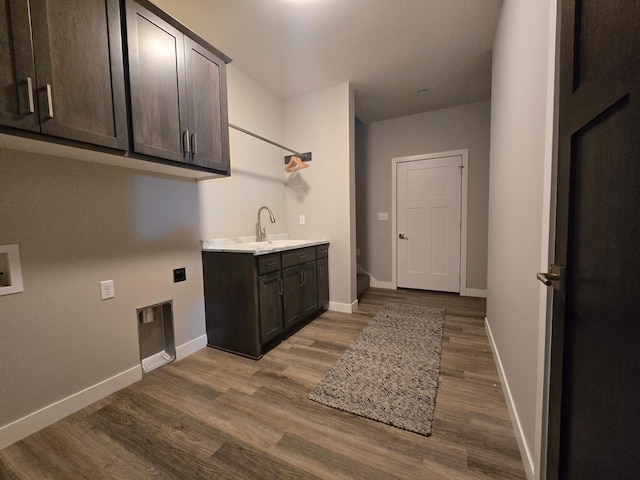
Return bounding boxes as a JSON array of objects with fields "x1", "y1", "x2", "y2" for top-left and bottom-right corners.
[{"x1": 547, "y1": 1, "x2": 640, "y2": 478}]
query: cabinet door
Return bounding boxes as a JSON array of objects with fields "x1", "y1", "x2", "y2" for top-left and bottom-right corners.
[
  {"x1": 317, "y1": 257, "x2": 329, "y2": 308},
  {"x1": 282, "y1": 266, "x2": 302, "y2": 329},
  {"x1": 126, "y1": 0, "x2": 187, "y2": 162},
  {"x1": 299, "y1": 262, "x2": 317, "y2": 319},
  {"x1": 184, "y1": 36, "x2": 230, "y2": 173},
  {"x1": 0, "y1": 0, "x2": 39, "y2": 131},
  {"x1": 258, "y1": 271, "x2": 283, "y2": 344},
  {"x1": 29, "y1": 0, "x2": 127, "y2": 149}
]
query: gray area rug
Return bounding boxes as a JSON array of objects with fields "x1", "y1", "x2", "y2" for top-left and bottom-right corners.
[{"x1": 309, "y1": 303, "x2": 446, "y2": 436}]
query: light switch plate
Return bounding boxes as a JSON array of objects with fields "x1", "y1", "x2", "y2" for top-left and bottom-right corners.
[{"x1": 378, "y1": 212, "x2": 389, "y2": 221}]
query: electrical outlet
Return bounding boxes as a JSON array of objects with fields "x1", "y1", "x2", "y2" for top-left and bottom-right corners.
[
  {"x1": 99, "y1": 280, "x2": 115, "y2": 300},
  {"x1": 299, "y1": 215, "x2": 305, "y2": 225}
]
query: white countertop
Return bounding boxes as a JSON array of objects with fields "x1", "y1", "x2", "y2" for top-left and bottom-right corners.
[{"x1": 202, "y1": 235, "x2": 329, "y2": 255}]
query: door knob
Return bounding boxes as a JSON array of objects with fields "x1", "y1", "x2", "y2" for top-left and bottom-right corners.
[
  {"x1": 537, "y1": 265, "x2": 565, "y2": 292},
  {"x1": 399, "y1": 233, "x2": 408, "y2": 239}
]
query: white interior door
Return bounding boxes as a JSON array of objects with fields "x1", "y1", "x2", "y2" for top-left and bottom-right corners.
[{"x1": 396, "y1": 155, "x2": 462, "y2": 292}]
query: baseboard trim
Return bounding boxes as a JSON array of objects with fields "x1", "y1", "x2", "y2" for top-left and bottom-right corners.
[
  {"x1": 369, "y1": 279, "x2": 396, "y2": 289},
  {"x1": 329, "y1": 299, "x2": 358, "y2": 313},
  {"x1": 465, "y1": 288, "x2": 488, "y2": 298},
  {"x1": 0, "y1": 365, "x2": 141, "y2": 450},
  {"x1": 0, "y1": 333, "x2": 209, "y2": 450},
  {"x1": 485, "y1": 317, "x2": 535, "y2": 479},
  {"x1": 176, "y1": 334, "x2": 207, "y2": 360}
]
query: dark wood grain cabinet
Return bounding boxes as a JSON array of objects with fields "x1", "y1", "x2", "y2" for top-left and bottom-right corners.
[
  {"x1": 125, "y1": 0, "x2": 230, "y2": 173},
  {"x1": 0, "y1": 0, "x2": 128, "y2": 149},
  {"x1": 282, "y1": 247, "x2": 318, "y2": 329},
  {"x1": 317, "y1": 244, "x2": 330, "y2": 308},
  {"x1": 202, "y1": 244, "x2": 329, "y2": 359}
]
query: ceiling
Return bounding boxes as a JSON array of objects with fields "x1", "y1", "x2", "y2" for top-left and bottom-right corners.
[{"x1": 160, "y1": 0, "x2": 502, "y2": 124}]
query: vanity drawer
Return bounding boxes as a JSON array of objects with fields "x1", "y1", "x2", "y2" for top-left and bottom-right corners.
[
  {"x1": 281, "y1": 247, "x2": 316, "y2": 268},
  {"x1": 257, "y1": 253, "x2": 281, "y2": 275}
]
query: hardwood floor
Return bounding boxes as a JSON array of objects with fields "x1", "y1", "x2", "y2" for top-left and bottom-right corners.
[{"x1": 0, "y1": 288, "x2": 526, "y2": 479}]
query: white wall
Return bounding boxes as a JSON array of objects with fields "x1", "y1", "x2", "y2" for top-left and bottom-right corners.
[
  {"x1": 199, "y1": 65, "x2": 287, "y2": 240},
  {"x1": 284, "y1": 83, "x2": 357, "y2": 310},
  {"x1": 0, "y1": 150, "x2": 206, "y2": 449},
  {"x1": 487, "y1": 1, "x2": 557, "y2": 478},
  {"x1": 357, "y1": 100, "x2": 491, "y2": 291}
]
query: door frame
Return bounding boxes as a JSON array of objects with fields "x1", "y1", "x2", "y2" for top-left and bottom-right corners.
[{"x1": 391, "y1": 149, "x2": 469, "y2": 294}]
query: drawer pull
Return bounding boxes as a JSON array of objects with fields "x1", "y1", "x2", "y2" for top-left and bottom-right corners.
[
  {"x1": 266, "y1": 262, "x2": 277, "y2": 268},
  {"x1": 298, "y1": 255, "x2": 307, "y2": 261}
]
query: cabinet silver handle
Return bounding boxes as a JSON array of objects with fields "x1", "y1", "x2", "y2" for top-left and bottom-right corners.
[
  {"x1": 191, "y1": 132, "x2": 198, "y2": 155},
  {"x1": 26, "y1": 77, "x2": 35, "y2": 114},
  {"x1": 183, "y1": 129, "x2": 190, "y2": 154},
  {"x1": 299, "y1": 272, "x2": 304, "y2": 286},
  {"x1": 278, "y1": 278, "x2": 283, "y2": 295},
  {"x1": 45, "y1": 84, "x2": 53, "y2": 118}
]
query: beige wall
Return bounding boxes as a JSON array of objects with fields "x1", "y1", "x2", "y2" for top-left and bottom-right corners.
[
  {"x1": 284, "y1": 83, "x2": 357, "y2": 309},
  {"x1": 487, "y1": 0, "x2": 557, "y2": 478},
  {"x1": 0, "y1": 149, "x2": 205, "y2": 445},
  {"x1": 199, "y1": 65, "x2": 287, "y2": 240},
  {"x1": 356, "y1": 100, "x2": 491, "y2": 291}
]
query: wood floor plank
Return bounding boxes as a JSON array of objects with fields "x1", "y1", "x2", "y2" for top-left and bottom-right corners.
[{"x1": 0, "y1": 288, "x2": 526, "y2": 479}]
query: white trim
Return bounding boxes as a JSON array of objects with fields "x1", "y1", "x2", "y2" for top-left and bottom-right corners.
[
  {"x1": 486, "y1": 317, "x2": 535, "y2": 479},
  {"x1": 0, "y1": 244, "x2": 24, "y2": 296},
  {"x1": 0, "y1": 365, "x2": 141, "y2": 450},
  {"x1": 357, "y1": 265, "x2": 397, "y2": 290},
  {"x1": 176, "y1": 334, "x2": 207, "y2": 360},
  {"x1": 0, "y1": 333, "x2": 208, "y2": 449},
  {"x1": 538, "y1": 2, "x2": 561, "y2": 478},
  {"x1": 329, "y1": 300, "x2": 358, "y2": 313},
  {"x1": 464, "y1": 288, "x2": 487, "y2": 298},
  {"x1": 391, "y1": 150, "x2": 469, "y2": 293},
  {"x1": 369, "y1": 278, "x2": 396, "y2": 290}
]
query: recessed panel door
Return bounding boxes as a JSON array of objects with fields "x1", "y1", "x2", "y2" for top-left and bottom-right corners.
[
  {"x1": 397, "y1": 156, "x2": 461, "y2": 292},
  {"x1": 546, "y1": 1, "x2": 640, "y2": 478},
  {"x1": 30, "y1": 0, "x2": 127, "y2": 148},
  {"x1": 184, "y1": 36, "x2": 229, "y2": 172}
]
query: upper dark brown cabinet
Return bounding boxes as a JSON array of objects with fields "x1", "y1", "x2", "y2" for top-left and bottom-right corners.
[
  {"x1": 0, "y1": 0, "x2": 128, "y2": 149},
  {"x1": 125, "y1": 0, "x2": 230, "y2": 173}
]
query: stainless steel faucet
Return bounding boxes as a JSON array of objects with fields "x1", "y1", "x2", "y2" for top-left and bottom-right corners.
[{"x1": 256, "y1": 206, "x2": 276, "y2": 242}]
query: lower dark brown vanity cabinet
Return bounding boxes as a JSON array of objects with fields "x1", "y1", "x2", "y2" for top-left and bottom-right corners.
[{"x1": 202, "y1": 243, "x2": 329, "y2": 359}]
